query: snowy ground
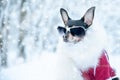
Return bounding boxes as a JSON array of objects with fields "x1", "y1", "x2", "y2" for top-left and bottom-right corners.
[
  {"x1": 0, "y1": 52, "x2": 82, "y2": 80},
  {"x1": 0, "y1": 0, "x2": 120, "y2": 80},
  {"x1": 0, "y1": 52, "x2": 119, "y2": 80}
]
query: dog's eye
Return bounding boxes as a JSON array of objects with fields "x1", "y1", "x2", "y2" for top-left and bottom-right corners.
[
  {"x1": 70, "y1": 27, "x2": 85, "y2": 37},
  {"x1": 57, "y1": 26, "x2": 66, "y2": 34}
]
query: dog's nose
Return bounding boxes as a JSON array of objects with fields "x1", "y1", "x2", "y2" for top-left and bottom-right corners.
[
  {"x1": 63, "y1": 35, "x2": 68, "y2": 42},
  {"x1": 64, "y1": 31, "x2": 69, "y2": 38},
  {"x1": 63, "y1": 31, "x2": 70, "y2": 42},
  {"x1": 64, "y1": 35, "x2": 67, "y2": 39}
]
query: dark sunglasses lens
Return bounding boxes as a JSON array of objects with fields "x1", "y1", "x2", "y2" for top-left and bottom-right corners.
[
  {"x1": 57, "y1": 26, "x2": 66, "y2": 34},
  {"x1": 70, "y1": 27, "x2": 85, "y2": 36}
]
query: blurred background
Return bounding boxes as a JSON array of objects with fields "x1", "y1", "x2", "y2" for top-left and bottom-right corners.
[{"x1": 0, "y1": 0, "x2": 120, "y2": 68}]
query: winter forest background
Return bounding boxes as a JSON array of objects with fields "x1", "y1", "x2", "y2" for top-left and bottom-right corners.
[{"x1": 0, "y1": 0, "x2": 120, "y2": 79}]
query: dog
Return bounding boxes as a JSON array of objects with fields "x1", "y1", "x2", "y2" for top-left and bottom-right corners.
[{"x1": 57, "y1": 6, "x2": 119, "y2": 80}]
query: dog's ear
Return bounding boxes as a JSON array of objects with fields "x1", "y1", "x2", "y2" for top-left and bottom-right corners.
[
  {"x1": 60, "y1": 8, "x2": 70, "y2": 26},
  {"x1": 82, "y1": 7, "x2": 95, "y2": 26}
]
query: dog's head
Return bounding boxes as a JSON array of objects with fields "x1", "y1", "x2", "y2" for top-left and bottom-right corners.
[{"x1": 57, "y1": 7, "x2": 95, "y2": 43}]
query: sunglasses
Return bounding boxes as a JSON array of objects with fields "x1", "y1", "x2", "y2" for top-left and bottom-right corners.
[{"x1": 57, "y1": 26, "x2": 87, "y2": 37}]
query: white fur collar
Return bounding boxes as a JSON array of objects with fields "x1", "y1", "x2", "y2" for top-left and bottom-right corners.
[{"x1": 56, "y1": 21, "x2": 108, "y2": 70}]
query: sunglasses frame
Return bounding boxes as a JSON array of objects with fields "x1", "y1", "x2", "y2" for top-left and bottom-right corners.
[{"x1": 58, "y1": 26, "x2": 87, "y2": 36}]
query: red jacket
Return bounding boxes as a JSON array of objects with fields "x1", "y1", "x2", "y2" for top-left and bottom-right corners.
[{"x1": 81, "y1": 50, "x2": 116, "y2": 80}]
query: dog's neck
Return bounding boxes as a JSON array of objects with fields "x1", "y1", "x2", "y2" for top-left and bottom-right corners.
[{"x1": 57, "y1": 23, "x2": 108, "y2": 70}]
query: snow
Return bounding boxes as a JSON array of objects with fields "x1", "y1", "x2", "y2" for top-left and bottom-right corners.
[
  {"x1": 0, "y1": 52, "x2": 82, "y2": 80},
  {"x1": 0, "y1": 52, "x2": 119, "y2": 80},
  {"x1": 0, "y1": 0, "x2": 120, "y2": 80}
]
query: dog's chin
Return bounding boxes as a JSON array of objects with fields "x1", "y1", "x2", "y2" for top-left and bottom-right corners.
[
  {"x1": 63, "y1": 39, "x2": 68, "y2": 42},
  {"x1": 63, "y1": 39, "x2": 80, "y2": 44},
  {"x1": 63, "y1": 36, "x2": 84, "y2": 44}
]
